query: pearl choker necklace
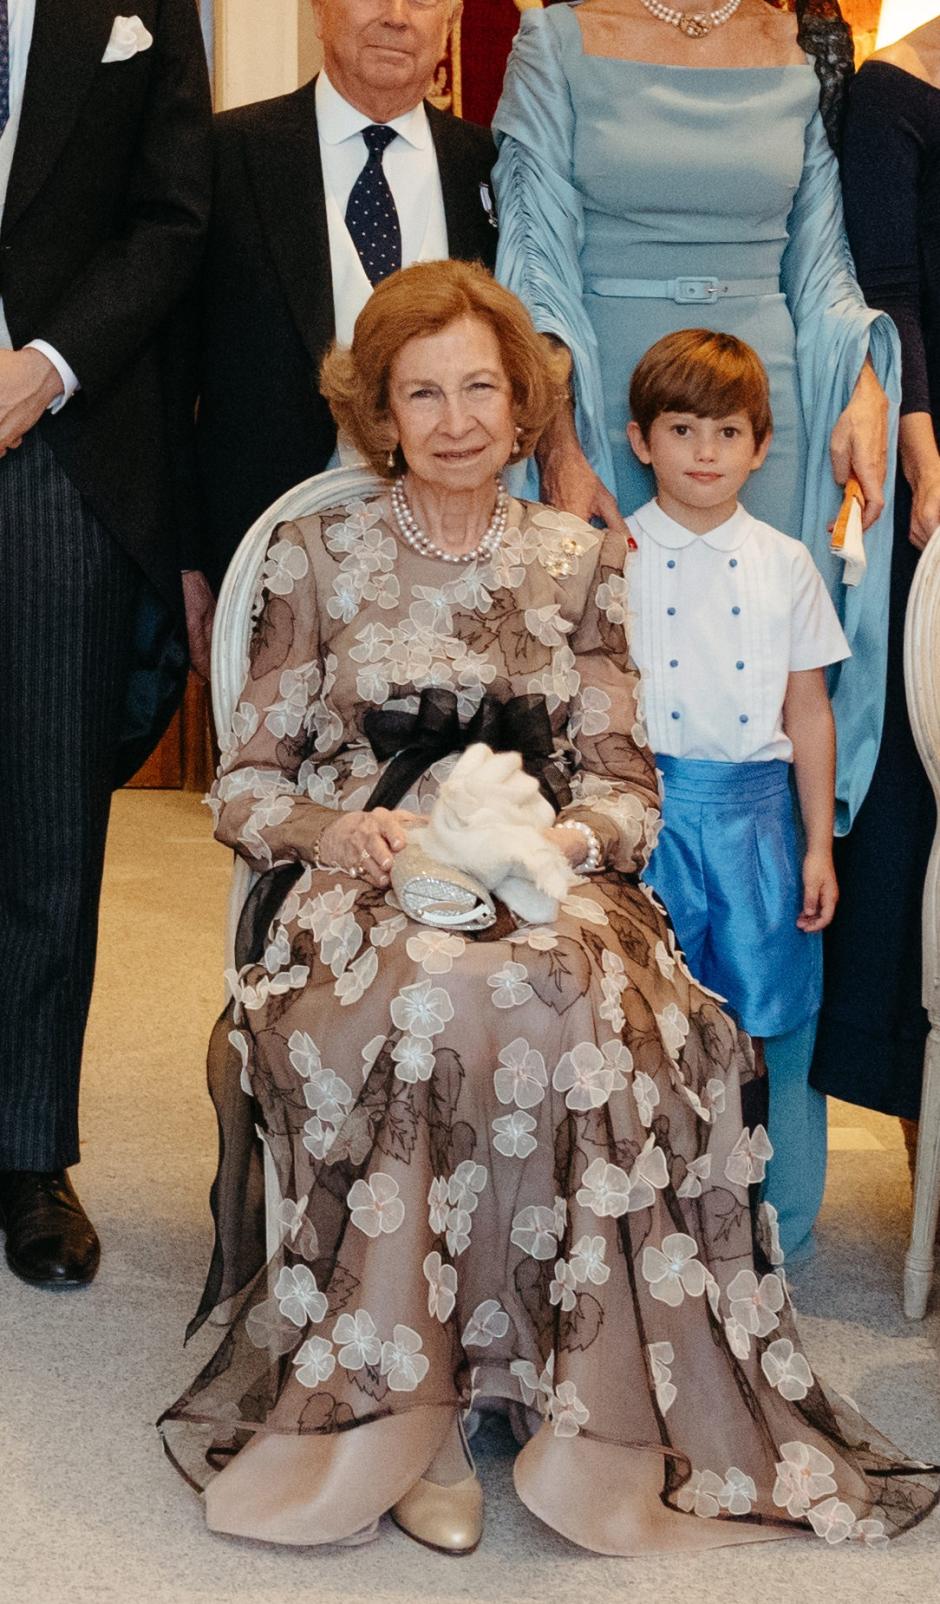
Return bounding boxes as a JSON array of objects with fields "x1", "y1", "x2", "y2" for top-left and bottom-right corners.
[
  {"x1": 390, "y1": 478, "x2": 509, "y2": 565},
  {"x1": 640, "y1": 0, "x2": 742, "y2": 37}
]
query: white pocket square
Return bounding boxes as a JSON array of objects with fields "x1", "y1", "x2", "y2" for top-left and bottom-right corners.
[{"x1": 102, "y1": 15, "x2": 153, "y2": 62}]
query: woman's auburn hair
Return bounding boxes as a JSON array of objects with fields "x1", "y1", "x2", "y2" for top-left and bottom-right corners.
[{"x1": 319, "y1": 259, "x2": 571, "y2": 479}]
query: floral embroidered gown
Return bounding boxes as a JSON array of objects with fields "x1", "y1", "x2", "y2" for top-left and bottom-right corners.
[{"x1": 161, "y1": 494, "x2": 936, "y2": 1553}]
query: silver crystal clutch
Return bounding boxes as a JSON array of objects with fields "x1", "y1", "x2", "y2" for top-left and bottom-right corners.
[{"x1": 390, "y1": 843, "x2": 497, "y2": 931}]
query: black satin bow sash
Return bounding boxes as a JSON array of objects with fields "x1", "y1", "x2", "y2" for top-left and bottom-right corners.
[{"x1": 362, "y1": 688, "x2": 572, "y2": 813}]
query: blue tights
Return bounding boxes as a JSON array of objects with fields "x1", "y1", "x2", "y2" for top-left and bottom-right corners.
[{"x1": 763, "y1": 1018, "x2": 828, "y2": 1261}]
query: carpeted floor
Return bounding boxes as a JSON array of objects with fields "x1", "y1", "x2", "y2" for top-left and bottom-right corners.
[{"x1": 4, "y1": 790, "x2": 939, "y2": 1604}]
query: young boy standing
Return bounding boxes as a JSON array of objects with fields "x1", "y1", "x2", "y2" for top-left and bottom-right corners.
[{"x1": 625, "y1": 329, "x2": 850, "y2": 1258}]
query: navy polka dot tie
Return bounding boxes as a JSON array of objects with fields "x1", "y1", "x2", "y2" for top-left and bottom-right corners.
[
  {"x1": 345, "y1": 124, "x2": 402, "y2": 287},
  {"x1": 0, "y1": 0, "x2": 10, "y2": 140}
]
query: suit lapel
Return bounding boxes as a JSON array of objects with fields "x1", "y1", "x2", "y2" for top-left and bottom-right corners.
[
  {"x1": 3, "y1": 0, "x2": 118, "y2": 237},
  {"x1": 245, "y1": 80, "x2": 334, "y2": 364},
  {"x1": 428, "y1": 104, "x2": 490, "y2": 261}
]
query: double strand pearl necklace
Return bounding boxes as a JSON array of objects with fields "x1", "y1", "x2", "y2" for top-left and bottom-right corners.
[
  {"x1": 640, "y1": 0, "x2": 742, "y2": 38},
  {"x1": 390, "y1": 477, "x2": 509, "y2": 565}
]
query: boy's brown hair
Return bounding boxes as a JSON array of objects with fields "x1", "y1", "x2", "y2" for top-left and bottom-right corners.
[{"x1": 629, "y1": 328, "x2": 773, "y2": 445}]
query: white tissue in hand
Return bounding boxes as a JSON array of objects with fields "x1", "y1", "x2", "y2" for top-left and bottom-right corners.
[
  {"x1": 832, "y1": 496, "x2": 867, "y2": 587},
  {"x1": 421, "y1": 744, "x2": 574, "y2": 922}
]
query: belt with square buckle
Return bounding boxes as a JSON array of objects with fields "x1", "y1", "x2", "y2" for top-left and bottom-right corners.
[{"x1": 585, "y1": 275, "x2": 778, "y2": 304}]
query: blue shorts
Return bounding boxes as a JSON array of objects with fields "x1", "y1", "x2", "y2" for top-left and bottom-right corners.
[{"x1": 644, "y1": 756, "x2": 821, "y2": 1038}]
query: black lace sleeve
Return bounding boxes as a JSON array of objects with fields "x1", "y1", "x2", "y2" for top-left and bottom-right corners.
[{"x1": 764, "y1": 0, "x2": 855, "y2": 152}]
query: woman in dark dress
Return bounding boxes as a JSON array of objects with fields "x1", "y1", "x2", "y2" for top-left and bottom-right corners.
[{"x1": 811, "y1": 24, "x2": 940, "y2": 1145}]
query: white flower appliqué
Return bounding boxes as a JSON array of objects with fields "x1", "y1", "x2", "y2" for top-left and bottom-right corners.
[
  {"x1": 510, "y1": 1204, "x2": 559, "y2": 1261},
  {"x1": 641, "y1": 1232, "x2": 707, "y2": 1307},
  {"x1": 462, "y1": 1299, "x2": 511, "y2": 1348},
  {"x1": 552, "y1": 1039, "x2": 630, "y2": 1111},
  {"x1": 347, "y1": 1172, "x2": 406, "y2": 1238},
  {"x1": 761, "y1": 1338, "x2": 814, "y2": 1401},
  {"x1": 293, "y1": 1335, "x2": 336, "y2": 1388},
  {"x1": 569, "y1": 1234, "x2": 610, "y2": 1286},
  {"x1": 493, "y1": 1038, "x2": 548, "y2": 1109},
  {"x1": 380, "y1": 1324, "x2": 429, "y2": 1392},
  {"x1": 725, "y1": 1125, "x2": 774, "y2": 1187},
  {"x1": 274, "y1": 1265, "x2": 328, "y2": 1329},
  {"x1": 492, "y1": 1110, "x2": 539, "y2": 1158},
  {"x1": 488, "y1": 962, "x2": 534, "y2": 1008},
  {"x1": 423, "y1": 1252, "x2": 458, "y2": 1323},
  {"x1": 726, "y1": 1268, "x2": 785, "y2": 1337},
  {"x1": 772, "y1": 1441, "x2": 838, "y2": 1517},
  {"x1": 333, "y1": 1310, "x2": 381, "y2": 1371},
  {"x1": 647, "y1": 1341, "x2": 677, "y2": 1414}
]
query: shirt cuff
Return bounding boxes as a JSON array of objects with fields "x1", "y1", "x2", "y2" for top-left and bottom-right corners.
[{"x1": 26, "y1": 341, "x2": 80, "y2": 414}]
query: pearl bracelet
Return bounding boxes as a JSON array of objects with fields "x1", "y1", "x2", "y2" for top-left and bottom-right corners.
[{"x1": 561, "y1": 819, "x2": 603, "y2": 874}]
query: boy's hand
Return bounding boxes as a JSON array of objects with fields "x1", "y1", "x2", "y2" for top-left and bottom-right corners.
[{"x1": 797, "y1": 850, "x2": 839, "y2": 932}]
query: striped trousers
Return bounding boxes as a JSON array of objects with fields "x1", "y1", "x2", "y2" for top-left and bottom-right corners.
[{"x1": 0, "y1": 431, "x2": 137, "y2": 1170}]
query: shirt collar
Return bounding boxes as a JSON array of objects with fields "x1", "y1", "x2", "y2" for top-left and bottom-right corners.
[
  {"x1": 316, "y1": 69, "x2": 431, "y2": 150},
  {"x1": 630, "y1": 498, "x2": 755, "y2": 552}
]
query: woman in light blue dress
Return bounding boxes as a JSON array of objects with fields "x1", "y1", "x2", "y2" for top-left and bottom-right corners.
[{"x1": 493, "y1": 0, "x2": 901, "y2": 1259}]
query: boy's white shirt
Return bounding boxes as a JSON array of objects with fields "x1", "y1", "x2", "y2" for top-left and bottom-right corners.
[{"x1": 627, "y1": 498, "x2": 850, "y2": 764}]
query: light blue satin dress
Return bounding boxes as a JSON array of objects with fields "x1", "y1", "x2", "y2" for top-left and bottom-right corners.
[
  {"x1": 493, "y1": 4, "x2": 902, "y2": 1258},
  {"x1": 493, "y1": 2, "x2": 900, "y2": 838}
]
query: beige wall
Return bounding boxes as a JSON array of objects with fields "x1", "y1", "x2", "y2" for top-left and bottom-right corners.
[{"x1": 214, "y1": 0, "x2": 322, "y2": 111}]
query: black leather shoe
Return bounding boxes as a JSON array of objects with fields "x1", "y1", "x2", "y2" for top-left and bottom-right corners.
[{"x1": 0, "y1": 1169, "x2": 100, "y2": 1288}]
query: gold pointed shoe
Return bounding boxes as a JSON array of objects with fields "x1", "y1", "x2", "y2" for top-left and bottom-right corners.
[{"x1": 390, "y1": 1471, "x2": 484, "y2": 1555}]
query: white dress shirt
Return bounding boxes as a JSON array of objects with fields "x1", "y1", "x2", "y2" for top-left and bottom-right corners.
[
  {"x1": 0, "y1": 0, "x2": 79, "y2": 405},
  {"x1": 627, "y1": 498, "x2": 850, "y2": 764},
  {"x1": 316, "y1": 69, "x2": 448, "y2": 349}
]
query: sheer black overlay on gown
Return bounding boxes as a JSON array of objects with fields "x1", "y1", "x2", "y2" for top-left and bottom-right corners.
[{"x1": 161, "y1": 496, "x2": 938, "y2": 1549}]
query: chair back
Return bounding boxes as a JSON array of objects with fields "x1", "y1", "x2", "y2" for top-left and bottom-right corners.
[
  {"x1": 904, "y1": 530, "x2": 940, "y2": 1016},
  {"x1": 210, "y1": 465, "x2": 385, "y2": 969}
]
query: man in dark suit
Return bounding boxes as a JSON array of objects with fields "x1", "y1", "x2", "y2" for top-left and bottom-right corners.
[
  {"x1": 0, "y1": 0, "x2": 211, "y2": 1286},
  {"x1": 181, "y1": 0, "x2": 496, "y2": 651}
]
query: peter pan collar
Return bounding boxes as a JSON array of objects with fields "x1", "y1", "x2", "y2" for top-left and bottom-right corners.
[
  {"x1": 630, "y1": 498, "x2": 755, "y2": 552},
  {"x1": 316, "y1": 69, "x2": 431, "y2": 151}
]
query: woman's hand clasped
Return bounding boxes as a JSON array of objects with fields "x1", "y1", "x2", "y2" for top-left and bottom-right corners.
[
  {"x1": 316, "y1": 808, "x2": 426, "y2": 889},
  {"x1": 829, "y1": 361, "x2": 889, "y2": 531}
]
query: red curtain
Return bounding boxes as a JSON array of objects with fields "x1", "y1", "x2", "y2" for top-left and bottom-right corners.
[{"x1": 457, "y1": 0, "x2": 527, "y2": 125}]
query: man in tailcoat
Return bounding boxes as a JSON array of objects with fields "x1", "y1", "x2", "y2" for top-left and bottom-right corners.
[
  {"x1": 181, "y1": 0, "x2": 497, "y2": 650},
  {"x1": 0, "y1": 0, "x2": 211, "y2": 1286}
]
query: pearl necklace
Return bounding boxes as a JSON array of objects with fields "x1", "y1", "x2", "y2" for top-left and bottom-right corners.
[
  {"x1": 640, "y1": 0, "x2": 742, "y2": 38},
  {"x1": 390, "y1": 477, "x2": 509, "y2": 565}
]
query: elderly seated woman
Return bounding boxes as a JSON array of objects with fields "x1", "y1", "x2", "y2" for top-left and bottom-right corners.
[{"x1": 161, "y1": 261, "x2": 935, "y2": 1556}]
